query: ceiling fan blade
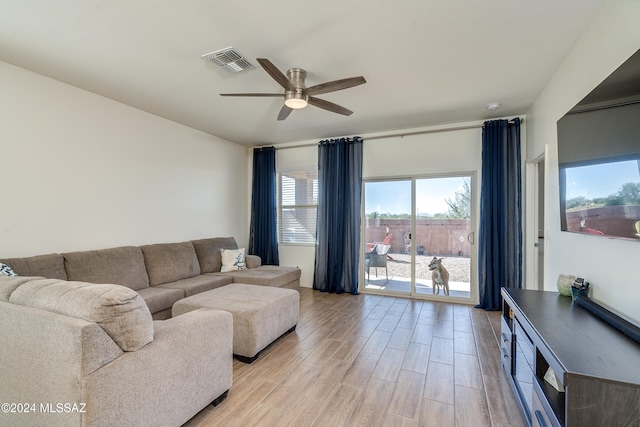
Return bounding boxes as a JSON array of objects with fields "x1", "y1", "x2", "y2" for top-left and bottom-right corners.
[
  {"x1": 277, "y1": 105, "x2": 293, "y2": 121},
  {"x1": 308, "y1": 97, "x2": 353, "y2": 116},
  {"x1": 306, "y1": 76, "x2": 366, "y2": 96},
  {"x1": 256, "y1": 58, "x2": 295, "y2": 91},
  {"x1": 220, "y1": 93, "x2": 283, "y2": 97}
]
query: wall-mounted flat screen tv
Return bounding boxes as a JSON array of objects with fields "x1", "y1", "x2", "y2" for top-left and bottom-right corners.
[{"x1": 557, "y1": 49, "x2": 640, "y2": 241}]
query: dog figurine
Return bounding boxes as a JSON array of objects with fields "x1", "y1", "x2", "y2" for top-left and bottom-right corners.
[{"x1": 428, "y1": 257, "x2": 450, "y2": 296}]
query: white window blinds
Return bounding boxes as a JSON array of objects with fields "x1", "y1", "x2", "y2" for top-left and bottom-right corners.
[{"x1": 278, "y1": 170, "x2": 318, "y2": 244}]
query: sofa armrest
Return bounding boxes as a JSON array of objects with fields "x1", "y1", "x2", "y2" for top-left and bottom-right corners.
[
  {"x1": 0, "y1": 301, "x2": 124, "y2": 427},
  {"x1": 84, "y1": 308, "x2": 233, "y2": 427},
  {"x1": 246, "y1": 254, "x2": 262, "y2": 269}
]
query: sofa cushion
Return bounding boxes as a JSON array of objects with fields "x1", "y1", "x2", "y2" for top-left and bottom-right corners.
[
  {"x1": 0, "y1": 276, "x2": 44, "y2": 302},
  {"x1": 63, "y1": 246, "x2": 150, "y2": 291},
  {"x1": 136, "y1": 286, "x2": 185, "y2": 315},
  {"x1": 155, "y1": 275, "x2": 232, "y2": 297},
  {"x1": 0, "y1": 254, "x2": 67, "y2": 280},
  {"x1": 191, "y1": 237, "x2": 238, "y2": 273},
  {"x1": 245, "y1": 254, "x2": 262, "y2": 269},
  {"x1": 213, "y1": 265, "x2": 301, "y2": 288},
  {"x1": 141, "y1": 242, "x2": 201, "y2": 286},
  {"x1": 9, "y1": 278, "x2": 154, "y2": 351},
  {"x1": 220, "y1": 248, "x2": 247, "y2": 272}
]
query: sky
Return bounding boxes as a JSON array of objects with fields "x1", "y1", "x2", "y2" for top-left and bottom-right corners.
[
  {"x1": 365, "y1": 177, "x2": 467, "y2": 216},
  {"x1": 565, "y1": 159, "x2": 640, "y2": 200}
]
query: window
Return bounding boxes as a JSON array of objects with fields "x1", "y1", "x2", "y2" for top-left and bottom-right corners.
[{"x1": 278, "y1": 170, "x2": 318, "y2": 244}]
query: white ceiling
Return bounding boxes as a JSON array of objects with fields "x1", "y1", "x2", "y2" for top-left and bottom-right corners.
[{"x1": 0, "y1": 0, "x2": 606, "y2": 147}]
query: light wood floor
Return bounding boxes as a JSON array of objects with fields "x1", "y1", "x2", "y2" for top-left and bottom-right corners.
[{"x1": 183, "y1": 287, "x2": 526, "y2": 427}]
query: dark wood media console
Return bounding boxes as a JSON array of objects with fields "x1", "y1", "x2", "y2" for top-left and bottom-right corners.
[{"x1": 501, "y1": 288, "x2": 640, "y2": 427}]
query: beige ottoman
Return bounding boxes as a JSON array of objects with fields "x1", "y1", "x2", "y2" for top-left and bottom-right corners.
[{"x1": 172, "y1": 283, "x2": 299, "y2": 363}]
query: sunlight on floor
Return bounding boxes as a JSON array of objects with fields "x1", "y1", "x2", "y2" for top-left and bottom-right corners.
[{"x1": 364, "y1": 276, "x2": 471, "y2": 299}]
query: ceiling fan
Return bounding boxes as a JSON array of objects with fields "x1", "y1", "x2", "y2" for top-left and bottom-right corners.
[{"x1": 220, "y1": 58, "x2": 366, "y2": 121}]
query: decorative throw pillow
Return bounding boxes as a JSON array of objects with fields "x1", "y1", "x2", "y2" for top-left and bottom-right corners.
[
  {"x1": 0, "y1": 263, "x2": 17, "y2": 277},
  {"x1": 220, "y1": 248, "x2": 247, "y2": 272}
]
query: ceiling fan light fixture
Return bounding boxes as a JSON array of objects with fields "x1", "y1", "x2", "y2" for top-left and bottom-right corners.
[
  {"x1": 284, "y1": 92, "x2": 308, "y2": 109},
  {"x1": 219, "y1": 58, "x2": 366, "y2": 120},
  {"x1": 285, "y1": 98, "x2": 308, "y2": 109}
]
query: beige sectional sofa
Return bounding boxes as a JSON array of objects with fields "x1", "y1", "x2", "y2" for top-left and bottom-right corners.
[
  {"x1": 1, "y1": 237, "x2": 301, "y2": 319},
  {"x1": 0, "y1": 275, "x2": 233, "y2": 427},
  {"x1": 0, "y1": 237, "x2": 301, "y2": 426}
]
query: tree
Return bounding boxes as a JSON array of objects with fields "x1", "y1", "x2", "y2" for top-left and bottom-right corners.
[
  {"x1": 605, "y1": 196, "x2": 624, "y2": 206},
  {"x1": 566, "y1": 196, "x2": 587, "y2": 210},
  {"x1": 616, "y1": 182, "x2": 640, "y2": 205},
  {"x1": 446, "y1": 177, "x2": 471, "y2": 219}
]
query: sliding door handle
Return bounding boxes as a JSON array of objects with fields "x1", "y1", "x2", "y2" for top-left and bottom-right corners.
[{"x1": 467, "y1": 232, "x2": 475, "y2": 245}]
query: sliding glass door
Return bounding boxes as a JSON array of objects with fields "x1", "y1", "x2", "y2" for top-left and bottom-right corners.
[
  {"x1": 362, "y1": 175, "x2": 474, "y2": 301},
  {"x1": 363, "y1": 179, "x2": 412, "y2": 293}
]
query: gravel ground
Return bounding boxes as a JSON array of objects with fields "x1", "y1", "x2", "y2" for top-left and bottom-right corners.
[{"x1": 384, "y1": 253, "x2": 470, "y2": 282}]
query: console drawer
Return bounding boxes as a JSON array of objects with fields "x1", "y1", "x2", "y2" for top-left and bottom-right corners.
[
  {"x1": 501, "y1": 316, "x2": 512, "y2": 347},
  {"x1": 532, "y1": 378, "x2": 561, "y2": 427},
  {"x1": 500, "y1": 316, "x2": 514, "y2": 372},
  {"x1": 501, "y1": 346, "x2": 512, "y2": 372}
]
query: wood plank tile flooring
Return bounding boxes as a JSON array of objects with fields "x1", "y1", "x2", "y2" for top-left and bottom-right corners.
[{"x1": 183, "y1": 288, "x2": 526, "y2": 427}]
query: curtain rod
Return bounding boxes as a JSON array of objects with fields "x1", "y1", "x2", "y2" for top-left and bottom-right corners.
[
  {"x1": 268, "y1": 118, "x2": 523, "y2": 150},
  {"x1": 364, "y1": 123, "x2": 480, "y2": 141},
  {"x1": 366, "y1": 118, "x2": 523, "y2": 141}
]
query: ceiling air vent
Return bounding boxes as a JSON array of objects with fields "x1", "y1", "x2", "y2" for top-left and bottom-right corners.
[{"x1": 201, "y1": 47, "x2": 255, "y2": 73}]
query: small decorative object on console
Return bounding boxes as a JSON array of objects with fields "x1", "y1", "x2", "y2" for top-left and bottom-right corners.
[
  {"x1": 556, "y1": 274, "x2": 576, "y2": 297},
  {"x1": 570, "y1": 277, "x2": 589, "y2": 301}
]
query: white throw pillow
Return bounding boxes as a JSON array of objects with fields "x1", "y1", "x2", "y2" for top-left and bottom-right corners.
[
  {"x1": 0, "y1": 263, "x2": 17, "y2": 277},
  {"x1": 220, "y1": 248, "x2": 247, "y2": 272}
]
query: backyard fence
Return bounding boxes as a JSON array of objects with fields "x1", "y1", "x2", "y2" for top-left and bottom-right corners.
[
  {"x1": 566, "y1": 205, "x2": 640, "y2": 239},
  {"x1": 364, "y1": 218, "x2": 471, "y2": 257}
]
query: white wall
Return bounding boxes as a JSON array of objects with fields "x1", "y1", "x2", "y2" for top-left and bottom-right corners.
[
  {"x1": 0, "y1": 61, "x2": 249, "y2": 257},
  {"x1": 276, "y1": 123, "x2": 483, "y2": 289},
  {"x1": 526, "y1": 0, "x2": 640, "y2": 324}
]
